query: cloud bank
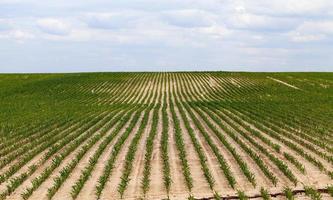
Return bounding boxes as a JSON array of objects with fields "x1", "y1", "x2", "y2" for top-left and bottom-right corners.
[{"x1": 0, "y1": 0, "x2": 333, "y2": 72}]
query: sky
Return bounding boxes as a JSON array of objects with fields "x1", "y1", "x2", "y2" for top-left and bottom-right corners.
[{"x1": 0, "y1": 0, "x2": 333, "y2": 73}]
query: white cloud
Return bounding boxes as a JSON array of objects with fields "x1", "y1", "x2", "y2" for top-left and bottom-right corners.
[
  {"x1": 269, "y1": 0, "x2": 333, "y2": 16},
  {"x1": 296, "y1": 20, "x2": 333, "y2": 34},
  {"x1": 37, "y1": 18, "x2": 71, "y2": 35},
  {"x1": 77, "y1": 9, "x2": 230, "y2": 48},
  {"x1": 289, "y1": 20, "x2": 333, "y2": 42},
  {"x1": 10, "y1": 29, "x2": 34, "y2": 40},
  {"x1": 0, "y1": 19, "x2": 12, "y2": 31},
  {"x1": 83, "y1": 11, "x2": 145, "y2": 30},
  {"x1": 228, "y1": 0, "x2": 333, "y2": 17},
  {"x1": 198, "y1": 25, "x2": 231, "y2": 40},
  {"x1": 161, "y1": 9, "x2": 216, "y2": 28},
  {"x1": 1, "y1": 0, "x2": 333, "y2": 72},
  {"x1": 0, "y1": 29, "x2": 34, "y2": 41},
  {"x1": 225, "y1": 11, "x2": 297, "y2": 32},
  {"x1": 290, "y1": 33, "x2": 325, "y2": 42}
]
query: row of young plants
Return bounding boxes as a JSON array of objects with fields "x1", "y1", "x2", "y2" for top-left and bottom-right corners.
[
  {"x1": 187, "y1": 73, "x2": 222, "y2": 102},
  {"x1": 176, "y1": 73, "x2": 331, "y2": 188},
  {"x1": 178, "y1": 74, "x2": 259, "y2": 187},
  {"x1": 138, "y1": 74, "x2": 160, "y2": 106},
  {"x1": 0, "y1": 115, "x2": 72, "y2": 162},
  {"x1": 0, "y1": 73, "x2": 141, "y2": 196},
  {"x1": 216, "y1": 107, "x2": 307, "y2": 175},
  {"x1": 177, "y1": 75, "x2": 235, "y2": 196},
  {"x1": 231, "y1": 93, "x2": 333, "y2": 142},
  {"x1": 185, "y1": 73, "x2": 331, "y2": 176},
  {"x1": 227, "y1": 105, "x2": 329, "y2": 173},
  {"x1": 127, "y1": 73, "x2": 158, "y2": 106},
  {"x1": 189, "y1": 72, "x2": 308, "y2": 183},
  {"x1": 123, "y1": 74, "x2": 151, "y2": 104},
  {"x1": 143, "y1": 73, "x2": 163, "y2": 106},
  {"x1": 70, "y1": 107, "x2": 137, "y2": 199},
  {"x1": 0, "y1": 117, "x2": 73, "y2": 158},
  {"x1": 0, "y1": 122, "x2": 32, "y2": 141},
  {"x1": 141, "y1": 105, "x2": 160, "y2": 196},
  {"x1": 94, "y1": 73, "x2": 159, "y2": 198},
  {"x1": 114, "y1": 73, "x2": 149, "y2": 104},
  {"x1": 140, "y1": 75, "x2": 160, "y2": 107},
  {"x1": 174, "y1": 74, "x2": 235, "y2": 189},
  {"x1": 0, "y1": 75, "x2": 67, "y2": 139},
  {"x1": 136, "y1": 74, "x2": 159, "y2": 105},
  {"x1": 198, "y1": 74, "x2": 245, "y2": 99},
  {"x1": 109, "y1": 73, "x2": 157, "y2": 106},
  {"x1": 87, "y1": 73, "x2": 130, "y2": 105},
  {"x1": 19, "y1": 111, "x2": 119, "y2": 199},
  {"x1": 0, "y1": 117, "x2": 62, "y2": 152},
  {"x1": 117, "y1": 73, "x2": 153, "y2": 105},
  {"x1": 0, "y1": 112, "x2": 105, "y2": 199},
  {"x1": 283, "y1": 185, "x2": 328, "y2": 200},
  {"x1": 183, "y1": 72, "x2": 282, "y2": 179},
  {"x1": 243, "y1": 96, "x2": 333, "y2": 141},
  {"x1": 0, "y1": 112, "x2": 107, "y2": 184},
  {"x1": 283, "y1": 152, "x2": 306, "y2": 174},
  {"x1": 304, "y1": 186, "x2": 322, "y2": 200},
  {"x1": 188, "y1": 73, "x2": 218, "y2": 100},
  {"x1": 206, "y1": 103, "x2": 298, "y2": 185},
  {"x1": 212, "y1": 73, "x2": 333, "y2": 143},
  {"x1": 160, "y1": 91, "x2": 171, "y2": 196},
  {"x1": 1, "y1": 72, "x2": 332, "y2": 199},
  {"x1": 47, "y1": 107, "x2": 134, "y2": 199},
  {"x1": 117, "y1": 106, "x2": 152, "y2": 198},
  {"x1": 195, "y1": 74, "x2": 223, "y2": 100},
  {"x1": 178, "y1": 72, "x2": 332, "y2": 198},
  {"x1": 150, "y1": 73, "x2": 164, "y2": 106},
  {"x1": 180, "y1": 73, "x2": 277, "y2": 184},
  {"x1": 240, "y1": 103, "x2": 333, "y2": 153},
  {"x1": 0, "y1": 114, "x2": 87, "y2": 171},
  {"x1": 231, "y1": 105, "x2": 333, "y2": 167},
  {"x1": 94, "y1": 107, "x2": 147, "y2": 199},
  {"x1": 77, "y1": 78, "x2": 117, "y2": 106},
  {"x1": 284, "y1": 187, "x2": 294, "y2": 200},
  {"x1": 101, "y1": 74, "x2": 142, "y2": 105},
  {"x1": 192, "y1": 77, "x2": 319, "y2": 180},
  {"x1": 256, "y1": 97, "x2": 332, "y2": 136},
  {"x1": 176, "y1": 102, "x2": 216, "y2": 191},
  {"x1": 0, "y1": 165, "x2": 36, "y2": 200},
  {"x1": 260, "y1": 188, "x2": 270, "y2": 200},
  {"x1": 218, "y1": 106, "x2": 305, "y2": 174},
  {"x1": 78, "y1": 80, "x2": 110, "y2": 106},
  {"x1": 0, "y1": 122, "x2": 69, "y2": 170},
  {"x1": 177, "y1": 73, "x2": 208, "y2": 102},
  {"x1": 189, "y1": 103, "x2": 256, "y2": 186},
  {"x1": 45, "y1": 134, "x2": 101, "y2": 199},
  {"x1": 197, "y1": 105, "x2": 278, "y2": 185},
  {"x1": 221, "y1": 109, "x2": 281, "y2": 153},
  {"x1": 183, "y1": 73, "x2": 254, "y2": 107},
  {"x1": 168, "y1": 85, "x2": 193, "y2": 194},
  {"x1": 186, "y1": 102, "x2": 242, "y2": 188}
]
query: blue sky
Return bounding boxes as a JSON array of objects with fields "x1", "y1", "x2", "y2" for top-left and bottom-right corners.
[{"x1": 0, "y1": 0, "x2": 333, "y2": 72}]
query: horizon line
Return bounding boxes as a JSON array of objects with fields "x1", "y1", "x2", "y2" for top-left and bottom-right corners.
[{"x1": 1, "y1": 70, "x2": 333, "y2": 75}]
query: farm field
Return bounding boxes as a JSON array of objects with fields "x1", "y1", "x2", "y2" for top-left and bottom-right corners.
[{"x1": 0, "y1": 72, "x2": 332, "y2": 200}]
